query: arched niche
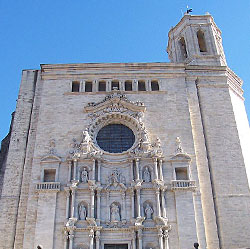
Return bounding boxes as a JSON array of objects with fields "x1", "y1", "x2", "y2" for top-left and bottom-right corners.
[{"x1": 78, "y1": 201, "x2": 89, "y2": 220}]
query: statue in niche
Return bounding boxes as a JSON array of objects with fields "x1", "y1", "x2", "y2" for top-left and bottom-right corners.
[
  {"x1": 110, "y1": 203, "x2": 120, "y2": 221},
  {"x1": 80, "y1": 168, "x2": 88, "y2": 183},
  {"x1": 143, "y1": 166, "x2": 151, "y2": 182},
  {"x1": 144, "y1": 204, "x2": 153, "y2": 219},
  {"x1": 78, "y1": 203, "x2": 87, "y2": 220}
]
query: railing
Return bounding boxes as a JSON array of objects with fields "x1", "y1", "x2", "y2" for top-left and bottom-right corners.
[
  {"x1": 36, "y1": 182, "x2": 60, "y2": 192},
  {"x1": 171, "y1": 180, "x2": 196, "y2": 191}
]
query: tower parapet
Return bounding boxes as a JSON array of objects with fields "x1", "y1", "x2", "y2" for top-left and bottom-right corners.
[{"x1": 167, "y1": 13, "x2": 227, "y2": 66}]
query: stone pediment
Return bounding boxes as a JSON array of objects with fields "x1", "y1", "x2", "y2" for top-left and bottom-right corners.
[
  {"x1": 169, "y1": 153, "x2": 191, "y2": 162},
  {"x1": 40, "y1": 154, "x2": 61, "y2": 163},
  {"x1": 84, "y1": 91, "x2": 146, "y2": 116}
]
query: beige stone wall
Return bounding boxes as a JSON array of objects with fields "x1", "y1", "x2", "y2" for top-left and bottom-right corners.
[{"x1": 1, "y1": 62, "x2": 250, "y2": 249}]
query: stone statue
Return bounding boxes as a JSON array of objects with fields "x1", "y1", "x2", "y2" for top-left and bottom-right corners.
[
  {"x1": 78, "y1": 203, "x2": 87, "y2": 220},
  {"x1": 110, "y1": 203, "x2": 120, "y2": 221},
  {"x1": 176, "y1": 137, "x2": 183, "y2": 154},
  {"x1": 81, "y1": 168, "x2": 88, "y2": 183},
  {"x1": 143, "y1": 166, "x2": 151, "y2": 182},
  {"x1": 144, "y1": 204, "x2": 153, "y2": 219},
  {"x1": 82, "y1": 129, "x2": 90, "y2": 144}
]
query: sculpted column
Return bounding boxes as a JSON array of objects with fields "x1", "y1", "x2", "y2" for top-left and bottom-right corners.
[
  {"x1": 64, "y1": 187, "x2": 70, "y2": 219},
  {"x1": 97, "y1": 160, "x2": 101, "y2": 182},
  {"x1": 164, "y1": 230, "x2": 170, "y2": 249},
  {"x1": 131, "y1": 230, "x2": 136, "y2": 249},
  {"x1": 138, "y1": 229, "x2": 143, "y2": 249},
  {"x1": 135, "y1": 158, "x2": 140, "y2": 181},
  {"x1": 161, "y1": 188, "x2": 167, "y2": 218},
  {"x1": 157, "y1": 228, "x2": 164, "y2": 249},
  {"x1": 121, "y1": 192, "x2": 126, "y2": 221},
  {"x1": 136, "y1": 188, "x2": 141, "y2": 217},
  {"x1": 155, "y1": 188, "x2": 161, "y2": 217},
  {"x1": 68, "y1": 160, "x2": 72, "y2": 182},
  {"x1": 153, "y1": 158, "x2": 159, "y2": 179},
  {"x1": 89, "y1": 229, "x2": 94, "y2": 249},
  {"x1": 71, "y1": 187, "x2": 76, "y2": 217},
  {"x1": 159, "y1": 159, "x2": 163, "y2": 181},
  {"x1": 73, "y1": 159, "x2": 77, "y2": 181},
  {"x1": 130, "y1": 160, "x2": 134, "y2": 181},
  {"x1": 96, "y1": 188, "x2": 101, "y2": 224},
  {"x1": 90, "y1": 188, "x2": 95, "y2": 218},
  {"x1": 69, "y1": 230, "x2": 75, "y2": 249},
  {"x1": 106, "y1": 191, "x2": 110, "y2": 221},
  {"x1": 130, "y1": 189, "x2": 135, "y2": 219},
  {"x1": 92, "y1": 159, "x2": 96, "y2": 180},
  {"x1": 96, "y1": 230, "x2": 101, "y2": 249},
  {"x1": 63, "y1": 230, "x2": 68, "y2": 249}
]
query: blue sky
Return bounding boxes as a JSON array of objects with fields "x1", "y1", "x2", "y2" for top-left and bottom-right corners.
[{"x1": 0, "y1": 0, "x2": 250, "y2": 141}]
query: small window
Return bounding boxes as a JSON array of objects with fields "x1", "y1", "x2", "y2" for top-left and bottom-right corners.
[
  {"x1": 197, "y1": 30, "x2": 207, "y2": 52},
  {"x1": 125, "y1": 81, "x2": 132, "y2": 91},
  {"x1": 72, "y1": 81, "x2": 80, "y2": 92},
  {"x1": 44, "y1": 169, "x2": 56, "y2": 182},
  {"x1": 175, "y1": 167, "x2": 188, "y2": 180},
  {"x1": 179, "y1": 37, "x2": 187, "y2": 59},
  {"x1": 138, "y1": 80, "x2": 146, "y2": 91},
  {"x1": 111, "y1": 80, "x2": 119, "y2": 90},
  {"x1": 98, "y1": 81, "x2": 106, "y2": 92},
  {"x1": 85, "y1": 81, "x2": 92, "y2": 92},
  {"x1": 151, "y1": 80, "x2": 159, "y2": 91}
]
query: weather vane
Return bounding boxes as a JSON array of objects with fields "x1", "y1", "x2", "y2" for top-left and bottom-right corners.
[{"x1": 186, "y1": 5, "x2": 193, "y2": 14}]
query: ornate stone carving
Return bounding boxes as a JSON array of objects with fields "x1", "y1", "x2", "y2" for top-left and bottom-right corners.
[
  {"x1": 80, "y1": 168, "x2": 88, "y2": 183},
  {"x1": 176, "y1": 137, "x2": 183, "y2": 154},
  {"x1": 78, "y1": 202, "x2": 87, "y2": 220},
  {"x1": 110, "y1": 203, "x2": 120, "y2": 221},
  {"x1": 108, "y1": 169, "x2": 125, "y2": 185},
  {"x1": 69, "y1": 138, "x2": 81, "y2": 159},
  {"x1": 48, "y1": 139, "x2": 56, "y2": 155},
  {"x1": 151, "y1": 137, "x2": 163, "y2": 156},
  {"x1": 144, "y1": 204, "x2": 154, "y2": 219},
  {"x1": 68, "y1": 130, "x2": 103, "y2": 160},
  {"x1": 143, "y1": 166, "x2": 151, "y2": 182},
  {"x1": 65, "y1": 217, "x2": 77, "y2": 231}
]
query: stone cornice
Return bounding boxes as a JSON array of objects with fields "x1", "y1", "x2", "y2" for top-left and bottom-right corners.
[{"x1": 40, "y1": 62, "x2": 186, "y2": 80}]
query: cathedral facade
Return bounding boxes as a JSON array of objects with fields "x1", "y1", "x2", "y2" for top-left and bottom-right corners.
[{"x1": 1, "y1": 14, "x2": 250, "y2": 249}]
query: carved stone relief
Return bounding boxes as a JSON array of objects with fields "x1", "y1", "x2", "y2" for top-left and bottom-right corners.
[
  {"x1": 78, "y1": 202, "x2": 87, "y2": 220},
  {"x1": 144, "y1": 203, "x2": 154, "y2": 220},
  {"x1": 110, "y1": 203, "x2": 120, "y2": 221},
  {"x1": 143, "y1": 166, "x2": 151, "y2": 182},
  {"x1": 80, "y1": 168, "x2": 88, "y2": 183}
]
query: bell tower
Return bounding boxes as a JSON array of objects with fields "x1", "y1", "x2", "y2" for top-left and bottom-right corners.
[{"x1": 167, "y1": 13, "x2": 227, "y2": 66}]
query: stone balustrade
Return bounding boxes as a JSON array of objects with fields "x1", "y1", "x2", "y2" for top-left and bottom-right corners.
[
  {"x1": 36, "y1": 182, "x2": 60, "y2": 192},
  {"x1": 171, "y1": 180, "x2": 196, "y2": 191}
]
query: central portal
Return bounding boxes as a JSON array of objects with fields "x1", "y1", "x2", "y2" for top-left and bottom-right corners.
[{"x1": 104, "y1": 244, "x2": 128, "y2": 249}]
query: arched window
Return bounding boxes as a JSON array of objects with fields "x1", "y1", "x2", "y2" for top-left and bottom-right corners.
[
  {"x1": 197, "y1": 30, "x2": 207, "y2": 52},
  {"x1": 98, "y1": 81, "x2": 106, "y2": 92},
  {"x1": 179, "y1": 37, "x2": 187, "y2": 59},
  {"x1": 72, "y1": 81, "x2": 80, "y2": 92},
  {"x1": 138, "y1": 80, "x2": 146, "y2": 91},
  {"x1": 111, "y1": 80, "x2": 119, "y2": 90},
  {"x1": 85, "y1": 81, "x2": 92, "y2": 92},
  {"x1": 125, "y1": 80, "x2": 132, "y2": 91},
  {"x1": 151, "y1": 80, "x2": 159, "y2": 91}
]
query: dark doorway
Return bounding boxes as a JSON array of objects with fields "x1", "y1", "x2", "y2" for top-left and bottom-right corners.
[{"x1": 104, "y1": 244, "x2": 128, "y2": 249}]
